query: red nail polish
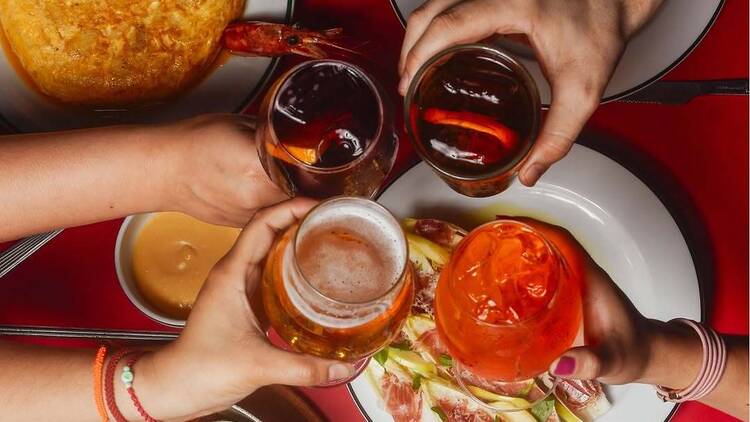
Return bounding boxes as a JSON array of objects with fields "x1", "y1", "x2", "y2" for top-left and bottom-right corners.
[{"x1": 554, "y1": 356, "x2": 575, "y2": 376}]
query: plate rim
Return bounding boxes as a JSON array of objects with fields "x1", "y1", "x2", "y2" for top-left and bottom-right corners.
[
  {"x1": 387, "y1": 0, "x2": 725, "y2": 105},
  {"x1": 347, "y1": 144, "x2": 709, "y2": 421},
  {"x1": 0, "y1": 0, "x2": 296, "y2": 133}
]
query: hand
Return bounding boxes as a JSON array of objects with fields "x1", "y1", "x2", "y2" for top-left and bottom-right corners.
[
  {"x1": 550, "y1": 257, "x2": 657, "y2": 384},
  {"x1": 524, "y1": 218, "x2": 692, "y2": 386},
  {"x1": 398, "y1": 0, "x2": 663, "y2": 186},
  {"x1": 521, "y1": 219, "x2": 749, "y2": 420},
  {"x1": 160, "y1": 113, "x2": 288, "y2": 227},
  {"x1": 137, "y1": 198, "x2": 355, "y2": 420},
  {"x1": 512, "y1": 218, "x2": 659, "y2": 384}
]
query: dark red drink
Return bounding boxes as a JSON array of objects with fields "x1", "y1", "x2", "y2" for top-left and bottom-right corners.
[
  {"x1": 406, "y1": 45, "x2": 540, "y2": 197},
  {"x1": 258, "y1": 60, "x2": 397, "y2": 198}
]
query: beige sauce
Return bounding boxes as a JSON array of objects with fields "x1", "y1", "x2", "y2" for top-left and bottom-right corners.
[{"x1": 132, "y1": 212, "x2": 240, "y2": 320}]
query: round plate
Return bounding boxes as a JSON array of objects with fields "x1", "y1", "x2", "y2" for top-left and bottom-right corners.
[
  {"x1": 390, "y1": 0, "x2": 723, "y2": 105},
  {"x1": 0, "y1": 0, "x2": 293, "y2": 132},
  {"x1": 349, "y1": 144, "x2": 702, "y2": 421}
]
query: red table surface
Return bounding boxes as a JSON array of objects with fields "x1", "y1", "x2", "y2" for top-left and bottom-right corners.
[{"x1": 0, "y1": 0, "x2": 747, "y2": 421}]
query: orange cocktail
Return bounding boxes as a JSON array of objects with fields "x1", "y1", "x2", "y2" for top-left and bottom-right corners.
[{"x1": 435, "y1": 220, "x2": 582, "y2": 381}]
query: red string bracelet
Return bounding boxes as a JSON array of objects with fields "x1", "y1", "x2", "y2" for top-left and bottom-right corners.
[
  {"x1": 92, "y1": 346, "x2": 108, "y2": 422},
  {"x1": 122, "y1": 353, "x2": 160, "y2": 422},
  {"x1": 104, "y1": 349, "x2": 135, "y2": 422}
]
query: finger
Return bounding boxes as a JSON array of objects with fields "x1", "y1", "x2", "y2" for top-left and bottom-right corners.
[
  {"x1": 549, "y1": 347, "x2": 605, "y2": 380},
  {"x1": 518, "y1": 75, "x2": 601, "y2": 186},
  {"x1": 399, "y1": 0, "x2": 464, "y2": 75},
  {"x1": 399, "y1": 0, "x2": 527, "y2": 95},
  {"x1": 246, "y1": 267, "x2": 270, "y2": 331},
  {"x1": 224, "y1": 197, "x2": 318, "y2": 270},
  {"x1": 234, "y1": 113, "x2": 258, "y2": 132},
  {"x1": 254, "y1": 344, "x2": 355, "y2": 387}
]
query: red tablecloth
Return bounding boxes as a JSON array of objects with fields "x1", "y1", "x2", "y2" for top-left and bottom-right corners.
[{"x1": 0, "y1": 0, "x2": 746, "y2": 421}]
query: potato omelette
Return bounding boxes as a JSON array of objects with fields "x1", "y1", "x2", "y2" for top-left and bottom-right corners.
[{"x1": 0, "y1": 0, "x2": 244, "y2": 105}]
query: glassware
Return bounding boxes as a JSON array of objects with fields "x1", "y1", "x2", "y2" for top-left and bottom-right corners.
[
  {"x1": 256, "y1": 60, "x2": 397, "y2": 199},
  {"x1": 435, "y1": 220, "x2": 582, "y2": 409},
  {"x1": 261, "y1": 197, "x2": 414, "y2": 385},
  {"x1": 405, "y1": 44, "x2": 541, "y2": 197}
]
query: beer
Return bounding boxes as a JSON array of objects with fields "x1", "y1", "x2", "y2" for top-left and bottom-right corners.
[
  {"x1": 257, "y1": 61, "x2": 398, "y2": 199},
  {"x1": 405, "y1": 44, "x2": 541, "y2": 197},
  {"x1": 435, "y1": 220, "x2": 582, "y2": 382},
  {"x1": 261, "y1": 197, "x2": 413, "y2": 363}
]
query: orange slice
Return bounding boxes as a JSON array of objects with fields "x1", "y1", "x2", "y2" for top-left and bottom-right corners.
[{"x1": 266, "y1": 142, "x2": 318, "y2": 165}]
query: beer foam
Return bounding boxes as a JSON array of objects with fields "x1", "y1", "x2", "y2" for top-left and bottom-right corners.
[
  {"x1": 297, "y1": 203, "x2": 405, "y2": 302},
  {"x1": 283, "y1": 200, "x2": 406, "y2": 328}
]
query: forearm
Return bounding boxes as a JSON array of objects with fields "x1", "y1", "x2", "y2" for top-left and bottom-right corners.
[
  {"x1": 0, "y1": 341, "x2": 99, "y2": 420},
  {"x1": 0, "y1": 340, "x2": 201, "y2": 421},
  {"x1": 642, "y1": 320, "x2": 749, "y2": 420},
  {"x1": 0, "y1": 125, "x2": 176, "y2": 241}
]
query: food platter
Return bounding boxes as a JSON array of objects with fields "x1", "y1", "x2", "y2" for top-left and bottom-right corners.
[
  {"x1": 350, "y1": 144, "x2": 702, "y2": 421},
  {"x1": 0, "y1": 0, "x2": 293, "y2": 133},
  {"x1": 390, "y1": 0, "x2": 723, "y2": 105}
]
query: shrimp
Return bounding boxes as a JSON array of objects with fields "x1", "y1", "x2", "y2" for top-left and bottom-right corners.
[{"x1": 221, "y1": 21, "x2": 357, "y2": 59}]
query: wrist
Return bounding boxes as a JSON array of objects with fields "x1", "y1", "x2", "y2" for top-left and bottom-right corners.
[
  {"x1": 112, "y1": 346, "x2": 205, "y2": 421},
  {"x1": 139, "y1": 122, "x2": 192, "y2": 214},
  {"x1": 640, "y1": 318, "x2": 703, "y2": 388}
]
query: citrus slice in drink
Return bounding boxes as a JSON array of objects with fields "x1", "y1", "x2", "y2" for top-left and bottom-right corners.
[{"x1": 266, "y1": 142, "x2": 318, "y2": 165}]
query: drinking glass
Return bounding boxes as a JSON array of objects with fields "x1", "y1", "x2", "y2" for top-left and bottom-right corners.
[
  {"x1": 256, "y1": 60, "x2": 397, "y2": 199},
  {"x1": 261, "y1": 197, "x2": 414, "y2": 385},
  {"x1": 405, "y1": 44, "x2": 541, "y2": 197},
  {"x1": 435, "y1": 220, "x2": 583, "y2": 409}
]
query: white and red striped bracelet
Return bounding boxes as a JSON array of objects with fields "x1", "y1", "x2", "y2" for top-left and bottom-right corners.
[{"x1": 655, "y1": 318, "x2": 727, "y2": 403}]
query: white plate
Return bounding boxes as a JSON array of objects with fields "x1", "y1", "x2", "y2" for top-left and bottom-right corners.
[
  {"x1": 0, "y1": 0, "x2": 293, "y2": 132},
  {"x1": 349, "y1": 144, "x2": 702, "y2": 421},
  {"x1": 390, "y1": 0, "x2": 723, "y2": 104}
]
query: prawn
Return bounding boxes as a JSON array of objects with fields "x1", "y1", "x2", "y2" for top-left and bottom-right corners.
[{"x1": 221, "y1": 21, "x2": 358, "y2": 59}]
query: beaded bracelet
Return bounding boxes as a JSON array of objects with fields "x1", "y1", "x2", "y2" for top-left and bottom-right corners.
[
  {"x1": 104, "y1": 349, "x2": 135, "y2": 422},
  {"x1": 656, "y1": 318, "x2": 727, "y2": 403},
  {"x1": 92, "y1": 346, "x2": 108, "y2": 422},
  {"x1": 122, "y1": 353, "x2": 160, "y2": 422}
]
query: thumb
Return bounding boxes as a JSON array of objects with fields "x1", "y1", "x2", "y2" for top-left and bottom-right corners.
[
  {"x1": 518, "y1": 76, "x2": 600, "y2": 186},
  {"x1": 549, "y1": 347, "x2": 605, "y2": 380},
  {"x1": 255, "y1": 345, "x2": 356, "y2": 387}
]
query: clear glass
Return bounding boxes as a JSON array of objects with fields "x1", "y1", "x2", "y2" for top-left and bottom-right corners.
[
  {"x1": 434, "y1": 220, "x2": 582, "y2": 410},
  {"x1": 261, "y1": 197, "x2": 414, "y2": 386},
  {"x1": 256, "y1": 60, "x2": 398, "y2": 199},
  {"x1": 404, "y1": 44, "x2": 541, "y2": 197}
]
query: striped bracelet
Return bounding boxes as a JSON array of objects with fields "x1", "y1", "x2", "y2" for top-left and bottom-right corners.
[{"x1": 655, "y1": 318, "x2": 727, "y2": 402}]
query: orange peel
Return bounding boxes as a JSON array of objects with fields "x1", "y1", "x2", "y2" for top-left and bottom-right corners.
[{"x1": 266, "y1": 142, "x2": 318, "y2": 165}]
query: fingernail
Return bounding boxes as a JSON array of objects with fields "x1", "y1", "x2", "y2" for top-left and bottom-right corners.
[
  {"x1": 552, "y1": 356, "x2": 576, "y2": 376},
  {"x1": 398, "y1": 75, "x2": 409, "y2": 96},
  {"x1": 328, "y1": 363, "x2": 355, "y2": 381},
  {"x1": 521, "y1": 163, "x2": 545, "y2": 186}
]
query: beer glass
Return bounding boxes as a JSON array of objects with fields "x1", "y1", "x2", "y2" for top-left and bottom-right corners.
[{"x1": 261, "y1": 197, "x2": 414, "y2": 385}]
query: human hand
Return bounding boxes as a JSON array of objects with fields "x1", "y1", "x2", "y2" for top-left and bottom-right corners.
[
  {"x1": 159, "y1": 113, "x2": 288, "y2": 227},
  {"x1": 136, "y1": 198, "x2": 355, "y2": 420},
  {"x1": 511, "y1": 218, "x2": 658, "y2": 385},
  {"x1": 398, "y1": 0, "x2": 663, "y2": 186},
  {"x1": 523, "y1": 219, "x2": 702, "y2": 387}
]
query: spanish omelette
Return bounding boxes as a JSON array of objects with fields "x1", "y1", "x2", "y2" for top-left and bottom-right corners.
[{"x1": 0, "y1": 0, "x2": 244, "y2": 105}]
